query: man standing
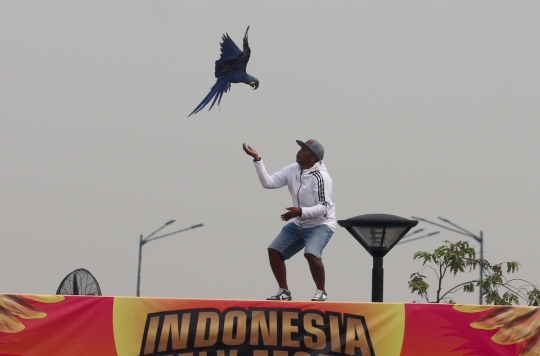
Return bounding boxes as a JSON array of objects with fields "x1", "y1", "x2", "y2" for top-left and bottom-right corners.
[{"x1": 242, "y1": 140, "x2": 336, "y2": 301}]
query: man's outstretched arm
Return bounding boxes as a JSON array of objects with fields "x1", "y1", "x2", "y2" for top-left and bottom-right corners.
[{"x1": 242, "y1": 143, "x2": 287, "y2": 189}]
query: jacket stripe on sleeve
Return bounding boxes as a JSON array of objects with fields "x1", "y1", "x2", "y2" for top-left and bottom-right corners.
[{"x1": 311, "y1": 171, "x2": 325, "y2": 202}]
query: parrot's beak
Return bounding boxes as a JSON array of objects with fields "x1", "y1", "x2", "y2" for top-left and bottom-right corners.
[{"x1": 249, "y1": 78, "x2": 259, "y2": 90}]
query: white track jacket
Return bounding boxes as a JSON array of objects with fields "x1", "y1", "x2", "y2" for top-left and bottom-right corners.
[{"x1": 254, "y1": 160, "x2": 336, "y2": 230}]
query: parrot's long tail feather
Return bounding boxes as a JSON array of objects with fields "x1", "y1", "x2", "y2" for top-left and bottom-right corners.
[{"x1": 188, "y1": 78, "x2": 230, "y2": 117}]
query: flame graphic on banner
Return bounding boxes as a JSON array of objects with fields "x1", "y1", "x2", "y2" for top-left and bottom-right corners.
[
  {"x1": 0, "y1": 294, "x2": 64, "y2": 333},
  {"x1": 0, "y1": 294, "x2": 116, "y2": 356},
  {"x1": 455, "y1": 305, "x2": 540, "y2": 356}
]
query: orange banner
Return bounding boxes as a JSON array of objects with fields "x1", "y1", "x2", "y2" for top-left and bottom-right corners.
[{"x1": 0, "y1": 294, "x2": 535, "y2": 355}]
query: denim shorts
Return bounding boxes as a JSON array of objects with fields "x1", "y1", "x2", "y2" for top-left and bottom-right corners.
[{"x1": 268, "y1": 222, "x2": 334, "y2": 260}]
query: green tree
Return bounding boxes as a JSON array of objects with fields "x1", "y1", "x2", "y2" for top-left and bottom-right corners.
[{"x1": 408, "y1": 240, "x2": 540, "y2": 305}]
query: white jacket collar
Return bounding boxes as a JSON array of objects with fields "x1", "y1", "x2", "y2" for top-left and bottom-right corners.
[{"x1": 298, "y1": 161, "x2": 327, "y2": 173}]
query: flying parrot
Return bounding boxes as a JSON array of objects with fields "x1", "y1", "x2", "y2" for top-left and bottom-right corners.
[{"x1": 188, "y1": 26, "x2": 259, "y2": 117}]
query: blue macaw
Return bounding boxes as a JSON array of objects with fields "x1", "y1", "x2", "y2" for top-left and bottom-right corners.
[{"x1": 188, "y1": 26, "x2": 259, "y2": 117}]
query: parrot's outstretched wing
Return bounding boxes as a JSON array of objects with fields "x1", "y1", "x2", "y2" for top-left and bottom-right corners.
[
  {"x1": 238, "y1": 26, "x2": 251, "y2": 72},
  {"x1": 215, "y1": 26, "x2": 251, "y2": 77},
  {"x1": 188, "y1": 77, "x2": 229, "y2": 117}
]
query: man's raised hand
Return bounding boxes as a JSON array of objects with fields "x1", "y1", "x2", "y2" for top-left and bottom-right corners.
[{"x1": 242, "y1": 143, "x2": 260, "y2": 161}]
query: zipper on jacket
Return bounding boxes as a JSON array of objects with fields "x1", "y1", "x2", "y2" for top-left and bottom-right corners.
[{"x1": 297, "y1": 169, "x2": 303, "y2": 228}]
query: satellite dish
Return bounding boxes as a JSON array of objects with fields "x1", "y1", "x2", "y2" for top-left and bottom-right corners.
[{"x1": 56, "y1": 268, "x2": 102, "y2": 296}]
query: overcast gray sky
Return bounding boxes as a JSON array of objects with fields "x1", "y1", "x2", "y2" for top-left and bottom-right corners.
[{"x1": 1, "y1": 1, "x2": 539, "y2": 304}]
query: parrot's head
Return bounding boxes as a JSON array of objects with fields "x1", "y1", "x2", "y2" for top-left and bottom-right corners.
[{"x1": 249, "y1": 77, "x2": 259, "y2": 90}]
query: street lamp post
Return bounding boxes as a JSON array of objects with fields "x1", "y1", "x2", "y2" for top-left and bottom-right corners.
[
  {"x1": 338, "y1": 214, "x2": 418, "y2": 302},
  {"x1": 136, "y1": 220, "x2": 203, "y2": 297},
  {"x1": 411, "y1": 216, "x2": 484, "y2": 304}
]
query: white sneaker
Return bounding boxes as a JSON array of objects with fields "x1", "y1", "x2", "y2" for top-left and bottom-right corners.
[
  {"x1": 266, "y1": 288, "x2": 292, "y2": 300},
  {"x1": 311, "y1": 289, "x2": 328, "y2": 301}
]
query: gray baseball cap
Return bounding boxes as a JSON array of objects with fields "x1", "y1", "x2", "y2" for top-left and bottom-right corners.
[{"x1": 296, "y1": 139, "x2": 324, "y2": 161}]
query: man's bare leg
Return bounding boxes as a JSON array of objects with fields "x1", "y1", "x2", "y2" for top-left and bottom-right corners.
[
  {"x1": 305, "y1": 253, "x2": 325, "y2": 291},
  {"x1": 268, "y1": 248, "x2": 288, "y2": 290}
]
